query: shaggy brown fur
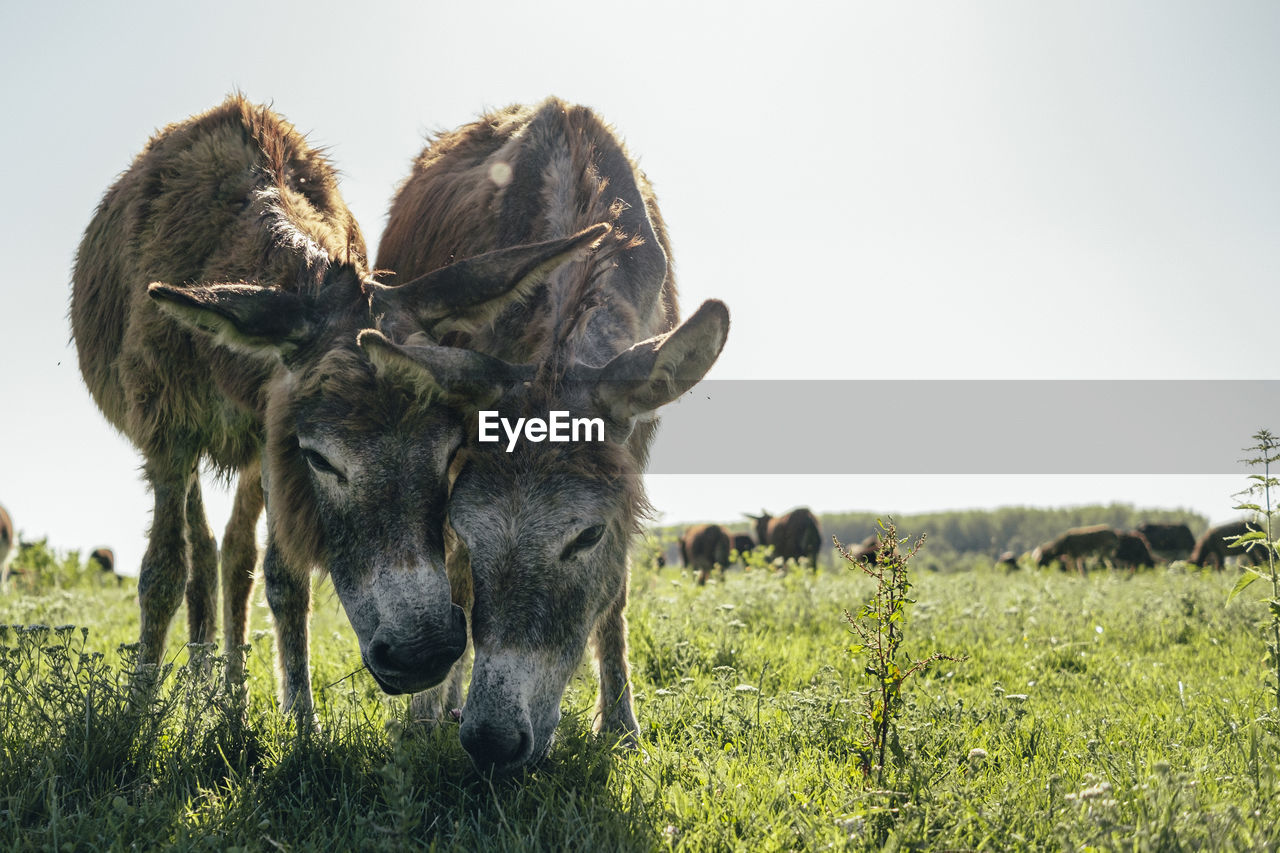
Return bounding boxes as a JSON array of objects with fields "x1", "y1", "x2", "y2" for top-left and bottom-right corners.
[
  {"x1": 374, "y1": 97, "x2": 729, "y2": 774},
  {"x1": 1188, "y1": 519, "x2": 1265, "y2": 570},
  {"x1": 72, "y1": 95, "x2": 569, "y2": 716},
  {"x1": 71, "y1": 95, "x2": 360, "y2": 697},
  {"x1": 680, "y1": 524, "x2": 732, "y2": 585},
  {"x1": 749, "y1": 508, "x2": 823, "y2": 569}
]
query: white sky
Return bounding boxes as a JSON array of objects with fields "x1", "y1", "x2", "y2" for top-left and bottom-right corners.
[{"x1": 1, "y1": 1, "x2": 1276, "y2": 573}]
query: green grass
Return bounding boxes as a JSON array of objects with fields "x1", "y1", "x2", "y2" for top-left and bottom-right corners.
[{"x1": 2, "y1": 545, "x2": 1279, "y2": 851}]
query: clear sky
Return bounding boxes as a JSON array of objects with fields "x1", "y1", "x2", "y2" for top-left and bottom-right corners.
[{"x1": 1, "y1": 1, "x2": 1277, "y2": 574}]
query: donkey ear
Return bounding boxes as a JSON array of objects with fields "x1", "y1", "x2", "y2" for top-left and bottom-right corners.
[
  {"x1": 594, "y1": 299, "x2": 730, "y2": 421},
  {"x1": 357, "y1": 329, "x2": 532, "y2": 408},
  {"x1": 369, "y1": 223, "x2": 610, "y2": 338},
  {"x1": 148, "y1": 282, "x2": 317, "y2": 356}
]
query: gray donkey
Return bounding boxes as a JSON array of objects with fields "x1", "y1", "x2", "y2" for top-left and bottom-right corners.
[
  {"x1": 71, "y1": 95, "x2": 599, "y2": 717},
  {"x1": 369, "y1": 97, "x2": 730, "y2": 772}
]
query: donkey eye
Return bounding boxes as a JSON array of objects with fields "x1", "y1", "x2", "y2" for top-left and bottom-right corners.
[
  {"x1": 301, "y1": 447, "x2": 346, "y2": 483},
  {"x1": 560, "y1": 524, "x2": 606, "y2": 561}
]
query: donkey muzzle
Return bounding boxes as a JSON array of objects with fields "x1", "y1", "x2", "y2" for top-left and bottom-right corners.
[{"x1": 364, "y1": 604, "x2": 467, "y2": 694}]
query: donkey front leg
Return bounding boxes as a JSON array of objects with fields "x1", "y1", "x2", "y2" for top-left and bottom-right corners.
[
  {"x1": 222, "y1": 462, "x2": 264, "y2": 687},
  {"x1": 262, "y1": 538, "x2": 313, "y2": 720},
  {"x1": 590, "y1": 571, "x2": 639, "y2": 747},
  {"x1": 136, "y1": 459, "x2": 196, "y2": 671},
  {"x1": 184, "y1": 477, "x2": 219, "y2": 648}
]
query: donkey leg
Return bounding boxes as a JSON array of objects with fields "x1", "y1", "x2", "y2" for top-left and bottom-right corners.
[
  {"x1": 222, "y1": 461, "x2": 264, "y2": 687},
  {"x1": 263, "y1": 537, "x2": 313, "y2": 719},
  {"x1": 184, "y1": 477, "x2": 219, "y2": 647},
  {"x1": 590, "y1": 565, "x2": 639, "y2": 747},
  {"x1": 136, "y1": 458, "x2": 195, "y2": 671}
]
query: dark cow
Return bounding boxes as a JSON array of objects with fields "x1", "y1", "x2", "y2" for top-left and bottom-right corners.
[
  {"x1": 1033, "y1": 524, "x2": 1119, "y2": 574},
  {"x1": 680, "y1": 524, "x2": 732, "y2": 585},
  {"x1": 730, "y1": 533, "x2": 756, "y2": 566},
  {"x1": 1188, "y1": 519, "x2": 1267, "y2": 570},
  {"x1": 1136, "y1": 522, "x2": 1196, "y2": 561},
  {"x1": 747, "y1": 508, "x2": 822, "y2": 569},
  {"x1": 1113, "y1": 530, "x2": 1157, "y2": 571}
]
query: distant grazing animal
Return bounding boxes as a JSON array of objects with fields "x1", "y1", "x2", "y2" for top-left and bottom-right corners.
[
  {"x1": 0, "y1": 504, "x2": 12, "y2": 585},
  {"x1": 731, "y1": 533, "x2": 756, "y2": 565},
  {"x1": 1033, "y1": 525, "x2": 1119, "y2": 574},
  {"x1": 680, "y1": 524, "x2": 732, "y2": 585},
  {"x1": 373, "y1": 98, "x2": 729, "y2": 774},
  {"x1": 1188, "y1": 520, "x2": 1265, "y2": 570},
  {"x1": 1113, "y1": 530, "x2": 1156, "y2": 571},
  {"x1": 996, "y1": 550, "x2": 1020, "y2": 571},
  {"x1": 1136, "y1": 522, "x2": 1196, "y2": 561},
  {"x1": 843, "y1": 532, "x2": 894, "y2": 565},
  {"x1": 747, "y1": 508, "x2": 822, "y2": 569},
  {"x1": 71, "y1": 95, "x2": 584, "y2": 718},
  {"x1": 88, "y1": 547, "x2": 116, "y2": 576}
]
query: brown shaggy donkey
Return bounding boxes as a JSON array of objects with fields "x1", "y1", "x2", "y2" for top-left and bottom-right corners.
[
  {"x1": 370, "y1": 97, "x2": 730, "y2": 773},
  {"x1": 71, "y1": 95, "x2": 596, "y2": 718}
]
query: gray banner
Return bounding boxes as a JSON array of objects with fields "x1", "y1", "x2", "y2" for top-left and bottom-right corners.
[{"x1": 644, "y1": 380, "x2": 1280, "y2": 475}]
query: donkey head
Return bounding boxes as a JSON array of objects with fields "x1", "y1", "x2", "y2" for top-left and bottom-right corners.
[
  {"x1": 365, "y1": 298, "x2": 729, "y2": 772},
  {"x1": 147, "y1": 227, "x2": 604, "y2": 696}
]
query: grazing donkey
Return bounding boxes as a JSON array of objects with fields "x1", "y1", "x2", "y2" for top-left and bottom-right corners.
[
  {"x1": 679, "y1": 524, "x2": 732, "y2": 585},
  {"x1": 71, "y1": 95, "x2": 596, "y2": 716},
  {"x1": 0, "y1": 503, "x2": 13, "y2": 586},
  {"x1": 747, "y1": 508, "x2": 823, "y2": 569},
  {"x1": 371, "y1": 97, "x2": 730, "y2": 773}
]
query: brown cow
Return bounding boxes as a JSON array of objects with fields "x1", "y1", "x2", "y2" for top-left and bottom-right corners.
[
  {"x1": 371, "y1": 98, "x2": 728, "y2": 773},
  {"x1": 748, "y1": 508, "x2": 823, "y2": 569},
  {"x1": 1113, "y1": 530, "x2": 1157, "y2": 571},
  {"x1": 1188, "y1": 519, "x2": 1267, "y2": 570},
  {"x1": 1033, "y1": 525, "x2": 1119, "y2": 574},
  {"x1": 1136, "y1": 522, "x2": 1196, "y2": 561},
  {"x1": 680, "y1": 524, "x2": 732, "y2": 585},
  {"x1": 71, "y1": 95, "x2": 592, "y2": 717},
  {"x1": 996, "y1": 550, "x2": 1021, "y2": 571},
  {"x1": 731, "y1": 533, "x2": 756, "y2": 566}
]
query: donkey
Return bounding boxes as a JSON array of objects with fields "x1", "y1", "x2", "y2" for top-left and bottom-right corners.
[
  {"x1": 679, "y1": 524, "x2": 732, "y2": 585},
  {"x1": 370, "y1": 97, "x2": 730, "y2": 773},
  {"x1": 747, "y1": 508, "x2": 823, "y2": 569},
  {"x1": 71, "y1": 95, "x2": 597, "y2": 717},
  {"x1": 0, "y1": 503, "x2": 13, "y2": 586}
]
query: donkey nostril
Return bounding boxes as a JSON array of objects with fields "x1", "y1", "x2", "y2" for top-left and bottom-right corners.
[
  {"x1": 368, "y1": 639, "x2": 396, "y2": 673},
  {"x1": 461, "y1": 720, "x2": 532, "y2": 770}
]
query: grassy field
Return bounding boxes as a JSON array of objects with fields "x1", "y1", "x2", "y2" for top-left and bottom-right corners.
[{"x1": 2, "y1": 540, "x2": 1278, "y2": 851}]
